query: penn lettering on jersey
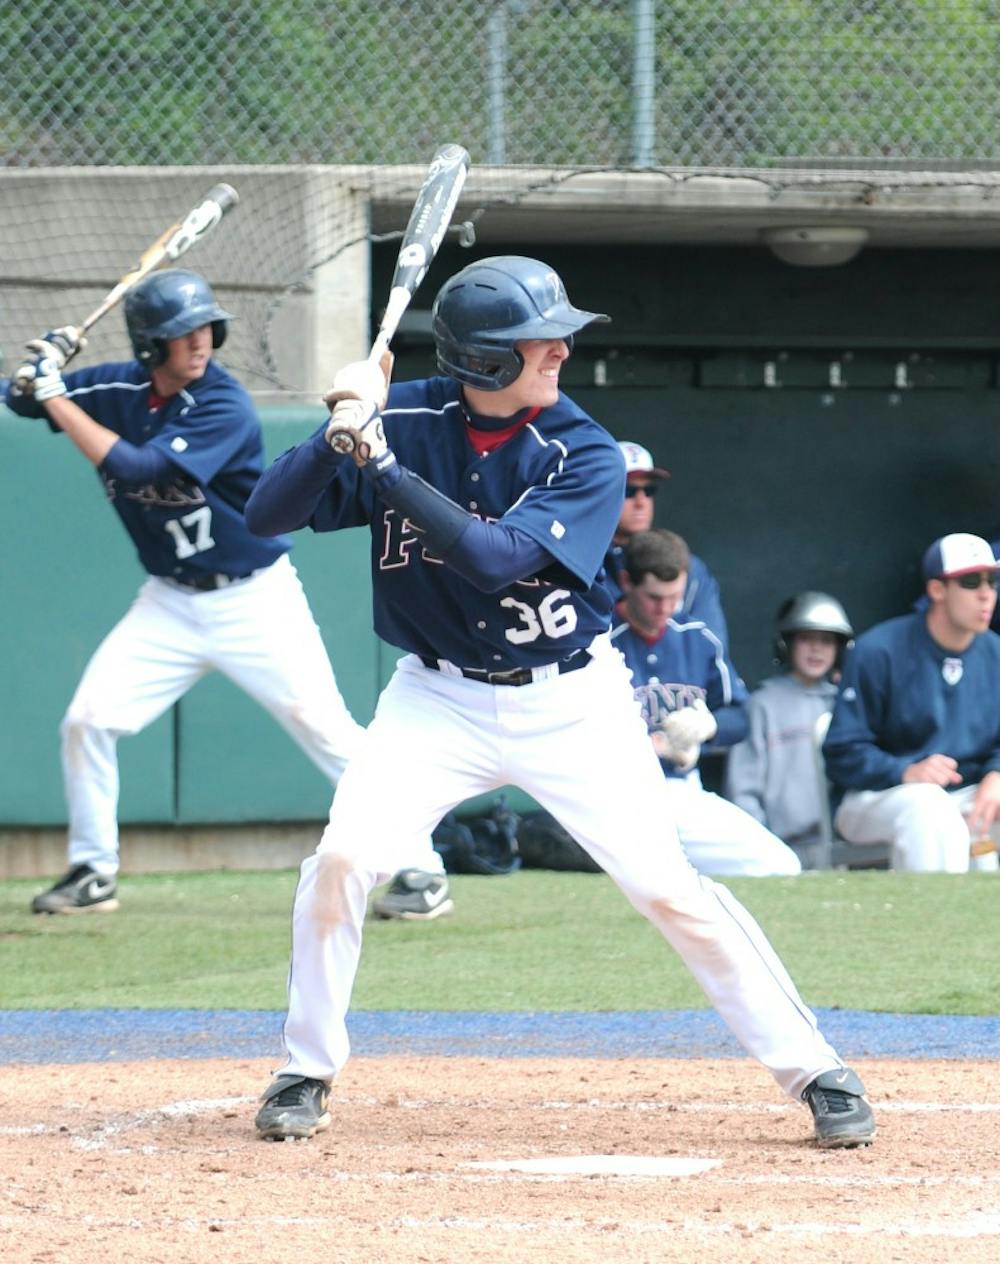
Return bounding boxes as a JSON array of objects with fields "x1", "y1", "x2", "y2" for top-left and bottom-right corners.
[{"x1": 610, "y1": 613, "x2": 750, "y2": 777}]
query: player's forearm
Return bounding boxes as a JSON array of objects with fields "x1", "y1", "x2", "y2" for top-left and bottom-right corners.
[
  {"x1": 246, "y1": 428, "x2": 348, "y2": 535},
  {"x1": 42, "y1": 396, "x2": 119, "y2": 466},
  {"x1": 373, "y1": 462, "x2": 551, "y2": 591}
]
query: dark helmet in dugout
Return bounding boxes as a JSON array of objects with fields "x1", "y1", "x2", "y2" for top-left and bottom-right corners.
[
  {"x1": 774, "y1": 591, "x2": 854, "y2": 667},
  {"x1": 431, "y1": 255, "x2": 609, "y2": 390},
  {"x1": 125, "y1": 269, "x2": 234, "y2": 369}
]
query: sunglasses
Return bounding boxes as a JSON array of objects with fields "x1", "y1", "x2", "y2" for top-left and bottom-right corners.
[
  {"x1": 624, "y1": 483, "x2": 659, "y2": 499},
  {"x1": 947, "y1": 573, "x2": 999, "y2": 590}
]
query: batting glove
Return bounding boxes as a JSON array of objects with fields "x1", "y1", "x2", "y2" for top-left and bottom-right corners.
[
  {"x1": 25, "y1": 325, "x2": 87, "y2": 370},
  {"x1": 325, "y1": 399, "x2": 396, "y2": 475},
  {"x1": 654, "y1": 700, "x2": 718, "y2": 772},
  {"x1": 323, "y1": 353, "x2": 393, "y2": 410},
  {"x1": 31, "y1": 354, "x2": 68, "y2": 402}
]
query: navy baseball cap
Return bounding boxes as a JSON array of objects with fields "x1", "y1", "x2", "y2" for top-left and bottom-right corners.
[
  {"x1": 922, "y1": 533, "x2": 1000, "y2": 580},
  {"x1": 618, "y1": 441, "x2": 670, "y2": 480}
]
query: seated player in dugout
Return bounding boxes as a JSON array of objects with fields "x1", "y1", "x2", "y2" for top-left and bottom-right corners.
[
  {"x1": 823, "y1": 533, "x2": 1000, "y2": 873},
  {"x1": 725, "y1": 591, "x2": 854, "y2": 870},
  {"x1": 243, "y1": 253, "x2": 874, "y2": 1150},
  {"x1": 611, "y1": 529, "x2": 801, "y2": 877},
  {"x1": 605, "y1": 440, "x2": 728, "y2": 646},
  {"x1": 5, "y1": 271, "x2": 365, "y2": 913}
]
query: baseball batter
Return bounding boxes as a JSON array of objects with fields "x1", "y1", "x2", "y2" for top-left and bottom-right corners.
[
  {"x1": 244, "y1": 255, "x2": 874, "y2": 1150},
  {"x1": 6, "y1": 270, "x2": 365, "y2": 913}
]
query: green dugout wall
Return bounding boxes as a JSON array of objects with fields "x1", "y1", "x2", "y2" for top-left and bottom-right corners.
[
  {"x1": 3, "y1": 242, "x2": 1000, "y2": 827},
  {"x1": 0, "y1": 410, "x2": 381, "y2": 827}
]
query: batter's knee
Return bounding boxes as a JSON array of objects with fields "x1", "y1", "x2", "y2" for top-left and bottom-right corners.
[
  {"x1": 59, "y1": 706, "x2": 121, "y2": 771},
  {"x1": 60, "y1": 696, "x2": 130, "y2": 743},
  {"x1": 309, "y1": 849, "x2": 373, "y2": 933}
]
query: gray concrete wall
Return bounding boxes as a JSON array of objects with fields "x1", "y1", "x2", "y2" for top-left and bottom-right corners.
[{"x1": 0, "y1": 166, "x2": 370, "y2": 398}]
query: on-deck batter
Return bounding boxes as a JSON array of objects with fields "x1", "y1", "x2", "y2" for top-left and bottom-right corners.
[
  {"x1": 244, "y1": 255, "x2": 876, "y2": 1150},
  {"x1": 7, "y1": 269, "x2": 365, "y2": 913}
]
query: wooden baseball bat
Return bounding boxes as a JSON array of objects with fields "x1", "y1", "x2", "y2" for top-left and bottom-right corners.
[
  {"x1": 369, "y1": 144, "x2": 470, "y2": 362},
  {"x1": 79, "y1": 182, "x2": 239, "y2": 334}
]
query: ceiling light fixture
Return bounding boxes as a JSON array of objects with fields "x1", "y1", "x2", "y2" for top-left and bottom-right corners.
[{"x1": 762, "y1": 226, "x2": 869, "y2": 267}]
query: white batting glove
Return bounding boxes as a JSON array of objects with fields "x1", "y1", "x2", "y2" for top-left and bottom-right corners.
[
  {"x1": 25, "y1": 325, "x2": 87, "y2": 371},
  {"x1": 654, "y1": 700, "x2": 718, "y2": 772},
  {"x1": 325, "y1": 398, "x2": 394, "y2": 472},
  {"x1": 663, "y1": 699, "x2": 718, "y2": 746},
  {"x1": 323, "y1": 354, "x2": 393, "y2": 409},
  {"x1": 30, "y1": 354, "x2": 68, "y2": 403}
]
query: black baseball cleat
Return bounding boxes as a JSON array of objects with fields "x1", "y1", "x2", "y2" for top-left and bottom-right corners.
[
  {"x1": 802, "y1": 1067, "x2": 876, "y2": 1149},
  {"x1": 31, "y1": 864, "x2": 119, "y2": 914},
  {"x1": 372, "y1": 869, "x2": 454, "y2": 921},
  {"x1": 255, "y1": 1075, "x2": 331, "y2": 1141}
]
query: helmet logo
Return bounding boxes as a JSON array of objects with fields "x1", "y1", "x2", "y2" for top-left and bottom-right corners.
[{"x1": 544, "y1": 270, "x2": 565, "y2": 303}]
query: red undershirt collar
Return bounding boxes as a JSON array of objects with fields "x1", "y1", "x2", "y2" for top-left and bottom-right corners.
[{"x1": 463, "y1": 406, "x2": 542, "y2": 456}]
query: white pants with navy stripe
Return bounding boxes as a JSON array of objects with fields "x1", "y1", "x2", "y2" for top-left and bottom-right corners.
[
  {"x1": 61, "y1": 555, "x2": 365, "y2": 875},
  {"x1": 278, "y1": 636, "x2": 844, "y2": 1099}
]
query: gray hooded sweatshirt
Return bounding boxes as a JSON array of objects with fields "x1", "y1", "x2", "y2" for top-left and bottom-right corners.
[{"x1": 724, "y1": 673, "x2": 838, "y2": 846}]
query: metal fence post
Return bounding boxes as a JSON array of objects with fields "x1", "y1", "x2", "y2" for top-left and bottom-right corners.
[{"x1": 632, "y1": 0, "x2": 656, "y2": 168}]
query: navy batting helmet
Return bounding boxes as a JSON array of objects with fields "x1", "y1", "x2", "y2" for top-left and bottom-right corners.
[
  {"x1": 774, "y1": 591, "x2": 854, "y2": 667},
  {"x1": 125, "y1": 269, "x2": 234, "y2": 369},
  {"x1": 431, "y1": 256, "x2": 609, "y2": 390}
]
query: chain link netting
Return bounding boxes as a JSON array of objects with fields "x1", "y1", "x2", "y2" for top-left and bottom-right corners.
[
  {"x1": 6, "y1": 1, "x2": 1000, "y2": 396},
  {"x1": 4, "y1": 1, "x2": 1000, "y2": 169}
]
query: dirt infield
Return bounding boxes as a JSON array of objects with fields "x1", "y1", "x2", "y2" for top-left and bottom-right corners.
[{"x1": 2, "y1": 1056, "x2": 997, "y2": 1263}]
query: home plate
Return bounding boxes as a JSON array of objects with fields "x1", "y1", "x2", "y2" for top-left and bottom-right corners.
[{"x1": 469, "y1": 1155, "x2": 721, "y2": 1177}]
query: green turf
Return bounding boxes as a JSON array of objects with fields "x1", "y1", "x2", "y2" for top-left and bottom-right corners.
[{"x1": 0, "y1": 869, "x2": 995, "y2": 1013}]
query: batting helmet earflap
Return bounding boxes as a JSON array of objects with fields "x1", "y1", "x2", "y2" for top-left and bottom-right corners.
[
  {"x1": 431, "y1": 255, "x2": 610, "y2": 390},
  {"x1": 774, "y1": 591, "x2": 854, "y2": 667},
  {"x1": 125, "y1": 269, "x2": 234, "y2": 369}
]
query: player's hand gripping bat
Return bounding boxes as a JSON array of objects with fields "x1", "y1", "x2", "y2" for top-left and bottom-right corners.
[
  {"x1": 13, "y1": 184, "x2": 239, "y2": 393},
  {"x1": 325, "y1": 144, "x2": 470, "y2": 458}
]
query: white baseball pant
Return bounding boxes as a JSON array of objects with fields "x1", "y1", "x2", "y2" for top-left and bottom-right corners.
[
  {"x1": 277, "y1": 637, "x2": 845, "y2": 1099},
  {"x1": 61, "y1": 555, "x2": 365, "y2": 875},
  {"x1": 665, "y1": 771, "x2": 802, "y2": 876},
  {"x1": 835, "y1": 782, "x2": 1000, "y2": 873}
]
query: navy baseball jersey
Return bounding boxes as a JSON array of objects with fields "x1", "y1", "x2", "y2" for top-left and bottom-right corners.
[
  {"x1": 6, "y1": 360, "x2": 288, "y2": 580},
  {"x1": 257, "y1": 375, "x2": 624, "y2": 669},
  {"x1": 823, "y1": 611, "x2": 1000, "y2": 796},
  {"x1": 610, "y1": 614, "x2": 749, "y2": 778}
]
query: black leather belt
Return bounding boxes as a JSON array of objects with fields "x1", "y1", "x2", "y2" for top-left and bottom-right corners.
[
  {"x1": 419, "y1": 650, "x2": 590, "y2": 687},
  {"x1": 170, "y1": 571, "x2": 256, "y2": 592}
]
